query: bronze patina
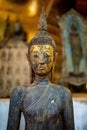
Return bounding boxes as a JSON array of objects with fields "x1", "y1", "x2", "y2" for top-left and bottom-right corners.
[{"x1": 7, "y1": 6, "x2": 74, "y2": 130}]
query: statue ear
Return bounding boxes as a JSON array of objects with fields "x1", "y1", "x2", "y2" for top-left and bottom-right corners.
[
  {"x1": 51, "y1": 52, "x2": 58, "y2": 81},
  {"x1": 53, "y1": 52, "x2": 58, "y2": 69},
  {"x1": 56, "y1": 52, "x2": 58, "y2": 58},
  {"x1": 26, "y1": 53, "x2": 30, "y2": 62},
  {"x1": 54, "y1": 52, "x2": 58, "y2": 62}
]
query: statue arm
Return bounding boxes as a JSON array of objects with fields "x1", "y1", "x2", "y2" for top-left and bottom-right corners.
[
  {"x1": 7, "y1": 87, "x2": 23, "y2": 130},
  {"x1": 62, "y1": 90, "x2": 75, "y2": 130}
]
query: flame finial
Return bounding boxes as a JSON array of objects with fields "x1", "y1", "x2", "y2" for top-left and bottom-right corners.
[
  {"x1": 38, "y1": 4, "x2": 47, "y2": 31},
  {"x1": 28, "y1": 2, "x2": 56, "y2": 55}
]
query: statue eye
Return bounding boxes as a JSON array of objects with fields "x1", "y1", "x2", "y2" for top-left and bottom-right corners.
[
  {"x1": 44, "y1": 53, "x2": 50, "y2": 58},
  {"x1": 33, "y1": 53, "x2": 39, "y2": 58}
]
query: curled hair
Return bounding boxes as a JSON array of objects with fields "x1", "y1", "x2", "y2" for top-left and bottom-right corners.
[{"x1": 28, "y1": 30, "x2": 56, "y2": 61}]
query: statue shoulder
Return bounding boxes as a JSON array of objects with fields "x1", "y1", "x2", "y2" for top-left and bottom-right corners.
[
  {"x1": 58, "y1": 85, "x2": 72, "y2": 100},
  {"x1": 10, "y1": 87, "x2": 26, "y2": 105},
  {"x1": 11, "y1": 87, "x2": 25, "y2": 96},
  {"x1": 50, "y1": 83, "x2": 72, "y2": 98}
]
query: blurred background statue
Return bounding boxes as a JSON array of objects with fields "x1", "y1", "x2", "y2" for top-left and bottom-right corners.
[
  {"x1": 3, "y1": 16, "x2": 12, "y2": 41},
  {"x1": 57, "y1": 9, "x2": 87, "y2": 92},
  {"x1": 13, "y1": 19, "x2": 27, "y2": 41},
  {"x1": 68, "y1": 21, "x2": 83, "y2": 74}
]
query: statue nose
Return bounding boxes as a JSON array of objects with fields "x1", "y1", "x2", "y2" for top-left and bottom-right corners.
[
  {"x1": 39, "y1": 60, "x2": 45, "y2": 65},
  {"x1": 39, "y1": 56, "x2": 45, "y2": 64}
]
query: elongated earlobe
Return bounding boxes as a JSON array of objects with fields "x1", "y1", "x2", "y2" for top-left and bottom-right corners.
[
  {"x1": 26, "y1": 53, "x2": 30, "y2": 62},
  {"x1": 55, "y1": 52, "x2": 58, "y2": 61},
  {"x1": 54, "y1": 52, "x2": 58, "y2": 62},
  {"x1": 50, "y1": 62, "x2": 55, "y2": 80},
  {"x1": 31, "y1": 69, "x2": 35, "y2": 83},
  {"x1": 56, "y1": 52, "x2": 58, "y2": 57}
]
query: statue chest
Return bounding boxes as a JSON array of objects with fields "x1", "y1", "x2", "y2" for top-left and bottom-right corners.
[{"x1": 22, "y1": 87, "x2": 63, "y2": 121}]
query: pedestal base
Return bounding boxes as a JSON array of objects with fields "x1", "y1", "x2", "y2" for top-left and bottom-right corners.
[{"x1": 65, "y1": 72, "x2": 87, "y2": 92}]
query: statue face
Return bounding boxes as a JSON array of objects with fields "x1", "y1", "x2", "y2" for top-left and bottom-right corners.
[
  {"x1": 30, "y1": 44, "x2": 54, "y2": 76},
  {"x1": 71, "y1": 22, "x2": 78, "y2": 32}
]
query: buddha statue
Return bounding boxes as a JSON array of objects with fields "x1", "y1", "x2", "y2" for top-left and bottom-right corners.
[
  {"x1": 68, "y1": 20, "x2": 83, "y2": 74},
  {"x1": 7, "y1": 6, "x2": 74, "y2": 130}
]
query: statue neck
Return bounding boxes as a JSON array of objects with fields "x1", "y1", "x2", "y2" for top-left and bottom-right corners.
[{"x1": 33, "y1": 75, "x2": 49, "y2": 85}]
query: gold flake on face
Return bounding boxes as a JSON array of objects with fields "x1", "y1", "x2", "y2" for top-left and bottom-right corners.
[
  {"x1": 30, "y1": 45, "x2": 54, "y2": 63},
  {"x1": 30, "y1": 44, "x2": 54, "y2": 76},
  {"x1": 30, "y1": 45, "x2": 53, "y2": 55}
]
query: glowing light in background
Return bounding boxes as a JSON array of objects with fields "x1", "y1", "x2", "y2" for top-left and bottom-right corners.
[
  {"x1": 0, "y1": 0, "x2": 2, "y2": 9},
  {"x1": 28, "y1": 0, "x2": 38, "y2": 17}
]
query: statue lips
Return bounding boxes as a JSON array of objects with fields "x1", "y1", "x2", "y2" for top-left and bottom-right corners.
[
  {"x1": 37, "y1": 65, "x2": 46, "y2": 73},
  {"x1": 38, "y1": 66, "x2": 45, "y2": 71}
]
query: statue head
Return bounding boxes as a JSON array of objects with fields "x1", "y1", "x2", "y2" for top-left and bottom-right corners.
[
  {"x1": 27, "y1": 6, "x2": 57, "y2": 80},
  {"x1": 70, "y1": 20, "x2": 79, "y2": 33}
]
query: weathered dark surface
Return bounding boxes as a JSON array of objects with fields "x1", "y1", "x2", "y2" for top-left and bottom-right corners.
[{"x1": 7, "y1": 78, "x2": 74, "y2": 130}]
